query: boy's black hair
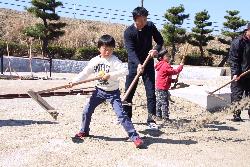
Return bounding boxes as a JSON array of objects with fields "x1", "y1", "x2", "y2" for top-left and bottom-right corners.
[
  {"x1": 98, "y1": 34, "x2": 115, "y2": 48},
  {"x1": 132, "y1": 7, "x2": 149, "y2": 21},
  {"x1": 157, "y1": 49, "x2": 168, "y2": 61}
]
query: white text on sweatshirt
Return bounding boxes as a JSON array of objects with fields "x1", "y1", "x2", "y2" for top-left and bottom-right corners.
[{"x1": 72, "y1": 55, "x2": 128, "y2": 91}]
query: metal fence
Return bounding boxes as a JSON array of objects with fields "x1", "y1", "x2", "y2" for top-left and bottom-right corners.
[{"x1": 0, "y1": 0, "x2": 221, "y2": 32}]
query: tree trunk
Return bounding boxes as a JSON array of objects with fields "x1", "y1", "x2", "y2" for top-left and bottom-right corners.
[
  {"x1": 218, "y1": 54, "x2": 229, "y2": 67},
  {"x1": 42, "y1": 38, "x2": 49, "y2": 57},
  {"x1": 199, "y1": 45, "x2": 204, "y2": 58},
  {"x1": 171, "y1": 42, "x2": 176, "y2": 64},
  {"x1": 41, "y1": 12, "x2": 52, "y2": 77},
  {"x1": 1, "y1": 54, "x2": 3, "y2": 74}
]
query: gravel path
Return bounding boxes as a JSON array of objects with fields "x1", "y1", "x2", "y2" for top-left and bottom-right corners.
[{"x1": 0, "y1": 73, "x2": 250, "y2": 167}]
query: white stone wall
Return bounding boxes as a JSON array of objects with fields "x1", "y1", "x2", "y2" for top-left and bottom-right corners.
[
  {"x1": 1, "y1": 56, "x2": 91, "y2": 73},
  {"x1": 1, "y1": 56, "x2": 129, "y2": 74}
]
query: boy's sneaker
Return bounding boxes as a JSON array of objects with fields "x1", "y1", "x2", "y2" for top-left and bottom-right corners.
[
  {"x1": 133, "y1": 137, "x2": 144, "y2": 148},
  {"x1": 147, "y1": 121, "x2": 159, "y2": 130},
  {"x1": 74, "y1": 131, "x2": 89, "y2": 139},
  {"x1": 115, "y1": 119, "x2": 120, "y2": 125}
]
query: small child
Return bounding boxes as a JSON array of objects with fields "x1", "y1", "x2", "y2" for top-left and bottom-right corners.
[
  {"x1": 154, "y1": 49, "x2": 183, "y2": 121},
  {"x1": 70, "y1": 35, "x2": 143, "y2": 148}
]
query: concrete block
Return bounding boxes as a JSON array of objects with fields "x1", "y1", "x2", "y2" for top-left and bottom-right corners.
[
  {"x1": 172, "y1": 65, "x2": 227, "y2": 80},
  {"x1": 169, "y1": 85, "x2": 231, "y2": 111}
]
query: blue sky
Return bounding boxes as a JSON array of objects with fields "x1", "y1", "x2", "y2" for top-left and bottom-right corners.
[{"x1": 1, "y1": 0, "x2": 249, "y2": 33}]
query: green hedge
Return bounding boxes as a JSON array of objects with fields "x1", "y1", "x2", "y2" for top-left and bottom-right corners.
[
  {"x1": 113, "y1": 49, "x2": 127, "y2": 62},
  {"x1": 0, "y1": 40, "x2": 128, "y2": 62},
  {"x1": 74, "y1": 46, "x2": 99, "y2": 60},
  {"x1": 74, "y1": 46, "x2": 127, "y2": 62},
  {"x1": 184, "y1": 52, "x2": 214, "y2": 66},
  {"x1": 0, "y1": 40, "x2": 28, "y2": 56},
  {"x1": 48, "y1": 45, "x2": 75, "y2": 59}
]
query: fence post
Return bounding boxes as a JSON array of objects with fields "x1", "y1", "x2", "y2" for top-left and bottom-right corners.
[
  {"x1": 49, "y1": 57, "x2": 52, "y2": 77},
  {"x1": 1, "y1": 54, "x2": 3, "y2": 74}
]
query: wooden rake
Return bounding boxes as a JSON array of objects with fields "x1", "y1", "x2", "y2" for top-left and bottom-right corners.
[
  {"x1": 206, "y1": 69, "x2": 250, "y2": 102},
  {"x1": 171, "y1": 43, "x2": 189, "y2": 89},
  {"x1": 207, "y1": 69, "x2": 250, "y2": 95},
  {"x1": 27, "y1": 76, "x2": 102, "y2": 120}
]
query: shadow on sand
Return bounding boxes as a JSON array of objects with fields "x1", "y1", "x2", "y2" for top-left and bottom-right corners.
[
  {"x1": 204, "y1": 121, "x2": 238, "y2": 131},
  {"x1": 0, "y1": 119, "x2": 58, "y2": 127},
  {"x1": 71, "y1": 133, "x2": 198, "y2": 149}
]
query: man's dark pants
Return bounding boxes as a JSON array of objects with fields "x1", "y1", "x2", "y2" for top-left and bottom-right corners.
[
  {"x1": 231, "y1": 76, "x2": 250, "y2": 117},
  {"x1": 123, "y1": 66, "x2": 156, "y2": 123}
]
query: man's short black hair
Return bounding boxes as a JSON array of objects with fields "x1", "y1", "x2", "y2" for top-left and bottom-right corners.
[
  {"x1": 98, "y1": 34, "x2": 115, "y2": 48},
  {"x1": 132, "y1": 7, "x2": 149, "y2": 21},
  {"x1": 244, "y1": 22, "x2": 250, "y2": 32}
]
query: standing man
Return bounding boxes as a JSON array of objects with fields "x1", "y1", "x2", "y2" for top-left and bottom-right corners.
[
  {"x1": 123, "y1": 7, "x2": 164, "y2": 129},
  {"x1": 228, "y1": 23, "x2": 250, "y2": 121}
]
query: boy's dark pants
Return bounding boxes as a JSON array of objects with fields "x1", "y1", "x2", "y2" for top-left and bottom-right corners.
[
  {"x1": 155, "y1": 89, "x2": 170, "y2": 119},
  {"x1": 80, "y1": 87, "x2": 139, "y2": 141},
  {"x1": 123, "y1": 69, "x2": 156, "y2": 123},
  {"x1": 231, "y1": 76, "x2": 250, "y2": 116}
]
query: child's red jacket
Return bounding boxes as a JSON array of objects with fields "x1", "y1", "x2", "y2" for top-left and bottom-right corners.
[{"x1": 155, "y1": 60, "x2": 183, "y2": 90}]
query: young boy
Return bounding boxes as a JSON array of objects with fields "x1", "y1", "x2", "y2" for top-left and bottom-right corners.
[
  {"x1": 70, "y1": 35, "x2": 143, "y2": 148},
  {"x1": 155, "y1": 49, "x2": 183, "y2": 121}
]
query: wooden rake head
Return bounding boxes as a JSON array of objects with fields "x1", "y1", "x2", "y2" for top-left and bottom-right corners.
[
  {"x1": 27, "y1": 89, "x2": 59, "y2": 120},
  {"x1": 27, "y1": 76, "x2": 102, "y2": 120}
]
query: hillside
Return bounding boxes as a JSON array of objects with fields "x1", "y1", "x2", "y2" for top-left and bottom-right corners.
[
  {"x1": 0, "y1": 8, "x2": 227, "y2": 65},
  {"x1": 0, "y1": 8, "x2": 127, "y2": 48}
]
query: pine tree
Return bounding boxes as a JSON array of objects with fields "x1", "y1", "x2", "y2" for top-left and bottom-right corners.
[
  {"x1": 23, "y1": 0, "x2": 66, "y2": 76},
  {"x1": 208, "y1": 10, "x2": 247, "y2": 66},
  {"x1": 188, "y1": 10, "x2": 214, "y2": 58},
  {"x1": 162, "y1": 4, "x2": 189, "y2": 64}
]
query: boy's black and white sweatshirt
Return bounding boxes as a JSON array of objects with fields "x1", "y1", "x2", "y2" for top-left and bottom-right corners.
[{"x1": 72, "y1": 55, "x2": 128, "y2": 91}]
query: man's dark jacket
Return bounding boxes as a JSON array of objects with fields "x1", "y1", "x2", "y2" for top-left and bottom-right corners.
[{"x1": 228, "y1": 35, "x2": 250, "y2": 77}]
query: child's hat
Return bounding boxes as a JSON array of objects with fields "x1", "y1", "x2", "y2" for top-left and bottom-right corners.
[{"x1": 157, "y1": 49, "x2": 168, "y2": 61}]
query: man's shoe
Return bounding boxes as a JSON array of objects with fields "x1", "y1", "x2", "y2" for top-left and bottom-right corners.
[
  {"x1": 133, "y1": 137, "x2": 144, "y2": 148},
  {"x1": 163, "y1": 117, "x2": 172, "y2": 123},
  {"x1": 155, "y1": 116, "x2": 162, "y2": 121},
  {"x1": 147, "y1": 121, "x2": 159, "y2": 130},
  {"x1": 233, "y1": 115, "x2": 243, "y2": 122}
]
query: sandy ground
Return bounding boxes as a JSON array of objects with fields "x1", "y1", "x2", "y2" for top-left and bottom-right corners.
[{"x1": 0, "y1": 72, "x2": 250, "y2": 167}]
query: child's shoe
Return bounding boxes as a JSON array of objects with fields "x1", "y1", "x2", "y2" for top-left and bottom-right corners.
[
  {"x1": 133, "y1": 137, "x2": 144, "y2": 148},
  {"x1": 233, "y1": 114, "x2": 243, "y2": 122},
  {"x1": 74, "y1": 131, "x2": 89, "y2": 139}
]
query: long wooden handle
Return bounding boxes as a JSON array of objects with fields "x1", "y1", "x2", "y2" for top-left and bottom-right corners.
[
  {"x1": 122, "y1": 54, "x2": 152, "y2": 102},
  {"x1": 209, "y1": 69, "x2": 250, "y2": 94},
  {"x1": 37, "y1": 76, "x2": 102, "y2": 94},
  {"x1": 172, "y1": 44, "x2": 189, "y2": 89},
  {"x1": 180, "y1": 44, "x2": 189, "y2": 64},
  {"x1": 208, "y1": 79, "x2": 234, "y2": 94}
]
